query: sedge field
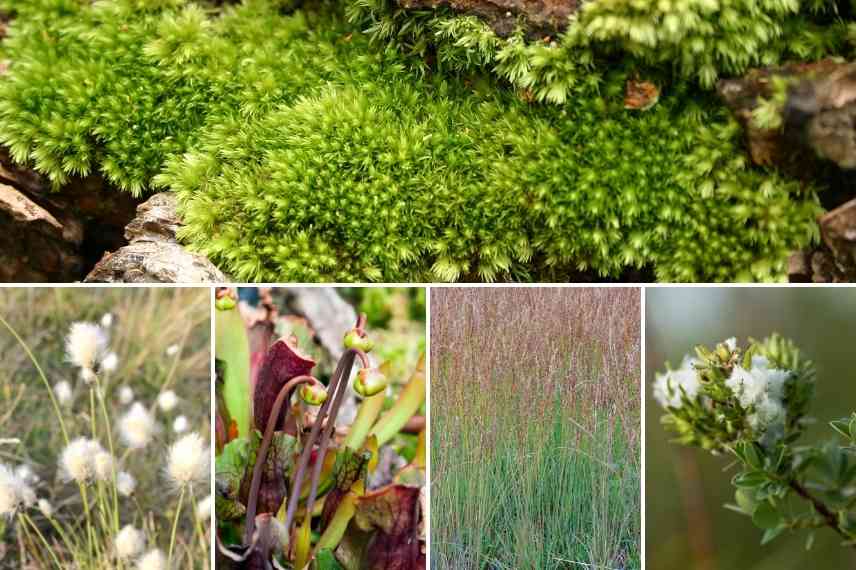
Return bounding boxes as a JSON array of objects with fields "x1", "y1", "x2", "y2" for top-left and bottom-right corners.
[
  {"x1": 431, "y1": 288, "x2": 641, "y2": 570},
  {"x1": 0, "y1": 288, "x2": 211, "y2": 569}
]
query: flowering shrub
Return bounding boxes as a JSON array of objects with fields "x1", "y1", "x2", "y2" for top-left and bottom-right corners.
[
  {"x1": 0, "y1": 288, "x2": 210, "y2": 569},
  {"x1": 653, "y1": 335, "x2": 856, "y2": 546}
]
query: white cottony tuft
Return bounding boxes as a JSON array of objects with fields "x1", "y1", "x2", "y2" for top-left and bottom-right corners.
[
  {"x1": 80, "y1": 367, "x2": 97, "y2": 385},
  {"x1": 0, "y1": 463, "x2": 36, "y2": 517},
  {"x1": 117, "y1": 471, "x2": 136, "y2": 496},
  {"x1": 173, "y1": 415, "x2": 189, "y2": 434},
  {"x1": 723, "y1": 337, "x2": 737, "y2": 350},
  {"x1": 726, "y1": 366, "x2": 765, "y2": 407},
  {"x1": 196, "y1": 494, "x2": 212, "y2": 521},
  {"x1": 166, "y1": 344, "x2": 180, "y2": 356},
  {"x1": 115, "y1": 525, "x2": 146, "y2": 559},
  {"x1": 166, "y1": 432, "x2": 209, "y2": 488},
  {"x1": 38, "y1": 498, "x2": 53, "y2": 517},
  {"x1": 101, "y1": 352, "x2": 119, "y2": 373},
  {"x1": 14, "y1": 464, "x2": 39, "y2": 486},
  {"x1": 157, "y1": 390, "x2": 179, "y2": 413},
  {"x1": 119, "y1": 385, "x2": 134, "y2": 405},
  {"x1": 0, "y1": 464, "x2": 24, "y2": 517},
  {"x1": 136, "y1": 548, "x2": 167, "y2": 570},
  {"x1": 54, "y1": 381, "x2": 73, "y2": 406},
  {"x1": 65, "y1": 322, "x2": 108, "y2": 373},
  {"x1": 59, "y1": 438, "x2": 102, "y2": 483},
  {"x1": 94, "y1": 450, "x2": 115, "y2": 481},
  {"x1": 20, "y1": 485, "x2": 36, "y2": 508},
  {"x1": 101, "y1": 313, "x2": 114, "y2": 328},
  {"x1": 119, "y1": 403, "x2": 157, "y2": 449},
  {"x1": 725, "y1": 350, "x2": 793, "y2": 444},
  {"x1": 764, "y1": 368, "x2": 790, "y2": 401},
  {"x1": 653, "y1": 356, "x2": 700, "y2": 409}
]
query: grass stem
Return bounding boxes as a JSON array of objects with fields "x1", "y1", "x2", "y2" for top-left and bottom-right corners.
[
  {"x1": 168, "y1": 485, "x2": 187, "y2": 567},
  {"x1": 19, "y1": 513, "x2": 64, "y2": 569},
  {"x1": 0, "y1": 314, "x2": 70, "y2": 445}
]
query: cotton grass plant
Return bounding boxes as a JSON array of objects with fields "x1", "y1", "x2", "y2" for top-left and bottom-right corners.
[
  {"x1": 0, "y1": 288, "x2": 210, "y2": 569},
  {"x1": 431, "y1": 288, "x2": 641, "y2": 569}
]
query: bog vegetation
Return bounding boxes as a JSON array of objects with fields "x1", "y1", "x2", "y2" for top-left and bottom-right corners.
[
  {"x1": 214, "y1": 287, "x2": 426, "y2": 569},
  {"x1": 1, "y1": 0, "x2": 853, "y2": 281},
  {"x1": 0, "y1": 288, "x2": 211, "y2": 569},
  {"x1": 431, "y1": 288, "x2": 641, "y2": 569}
]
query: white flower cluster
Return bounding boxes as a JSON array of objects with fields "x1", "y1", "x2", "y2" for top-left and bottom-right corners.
[
  {"x1": 0, "y1": 463, "x2": 36, "y2": 517},
  {"x1": 172, "y1": 415, "x2": 188, "y2": 434},
  {"x1": 119, "y1": 385, "x2": 135, "y2": 405},
  {"x1": 65, "y1": 322, "x2": 108, "y2": 382},
  {"x1": 117, "y1": 471, "x2": 137, "y2": 496},
  {"x1": 114, "y1": 524, "x2": 168, "y2": 570},
  {"x1": 119, "y1": 403, "x2": 158, "y2": 449},
  {"x1": 137, "y1": 549, "x2": 168, "y2": 570},
  {"x1": 54, "y1": 380, "x2": 73, "y2": 406},
  {"x1": 64, "y1": 320, "x2": 122, "y2": 388},
  {"x1": 101, "y1": 351, "x2": 119, "y2": 373},
  {"x1": 653, "y1": 356, "x2": 701, "y2": 409},
  {"x1": 157, "y1": 390, "x2": 179, "y2": 413},
  {"x1": 59, "y1": 437, "x2": 132, "y2": 488},
  {"x1": 59, "y1": 437, "x2": 103, "y2": 483},
  {"x1": 725, "y1": 354, "x2": 791, "y2": 445},
  {"x1": 196, "y1": 494, "x2": 212, "y2": 521},
  {"x1": 115, "y1": 524, "x2": 146, "y2": 559},
  {"x1": 165, "y1": 432, "x2": 209, "y2": 489}
]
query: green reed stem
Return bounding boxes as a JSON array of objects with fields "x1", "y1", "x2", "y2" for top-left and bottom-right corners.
[
  {"x1": 94, "y1": 377, "x2": 121, "y2": 533},
  {"x1": 0, "y1": 314, "x2": 70, "y2": 445},
  {"x1": 20, "y1": 512, "x2": 63, "y2": 569},
  {"x1": 44, "y1": 512, "x2": 82, "y2": 569},
  {"x1": 168, "y1": 485, "x2": 187, "y2": 566},
  {"x1": 78, "y1": 483, "x2": 97, "y2": 562}
]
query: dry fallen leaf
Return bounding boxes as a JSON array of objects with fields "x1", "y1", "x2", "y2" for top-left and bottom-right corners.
[{"x1": 624, "y1": 79, "x2": 660, "y2": 110}]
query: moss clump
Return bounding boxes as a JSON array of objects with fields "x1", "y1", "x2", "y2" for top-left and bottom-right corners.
[
  {"x1": 350, "y1": 0, "x2": 852, "y2": 103},
  {"x1": 0, "y1": 0, "x2": 831, "y2": 281}
]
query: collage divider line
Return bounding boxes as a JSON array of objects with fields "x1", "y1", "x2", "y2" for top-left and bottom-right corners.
[
  {"x1": 210, "y1": 285, "x2": 217, "y2": 570},
  {"x1": 425, "y1": 285, "x2": 432, "y2": 570},
  {"x1": 640, "y1": 285, "x2": 647, "y2": 570}
]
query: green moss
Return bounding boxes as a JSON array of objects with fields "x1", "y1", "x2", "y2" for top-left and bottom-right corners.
[
  {"x1": 349, "y1": 0, "x2": 851, "y2": 102},
  {"x1": 0, "y1": 0, "x2": 835, "y2": 281}
]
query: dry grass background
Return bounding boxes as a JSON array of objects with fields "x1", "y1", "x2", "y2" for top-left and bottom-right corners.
[{"x1": 431, "y1": 287, "x2": 641, "y2": 569}]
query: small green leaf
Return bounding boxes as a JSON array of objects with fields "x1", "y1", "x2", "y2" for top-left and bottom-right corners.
[
  {"x1": 215, "y1": 436, "x2": 254, "y2": 520},
  {"x1": 314, "y1": 548, "x2": 344, "y2": 570},
  {"x1": 752, "y1": 501, "x2": 782, "y2": 530},
  {"x1": 761, "y1": 525, "x2": 785, "y2": 545},
  {"x1": 735, "y1": 488, "x2": 757, "y2": 514},
  {"x1": 742, "y1": 345, "x2": 756, "y2": 370},
  {"x1": 694, "y1": 345, "x2": 712, "y2": 361},
  {"x1": 831, "y1": 419, "x2": 850, "y2": 439},
  {"x1": 734, "y1": 471, "x2": 769, "y2": 488},
  {"x1": 742, "y1": 442, "x2": 763, "y2": 470},
  {"x1": 805, "y1": 531, "x2": 815, "y2": 550}
]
